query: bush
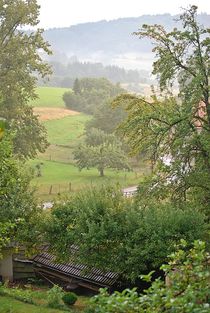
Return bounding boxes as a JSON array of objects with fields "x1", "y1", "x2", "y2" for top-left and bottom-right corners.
[
  {"x1": 47, "y1": 284, "x2": 64, "y2": 308},
  {"x1": 62, "y1": 292, "x2": 78, "y2": 306},
  {"x1": 86, "y1": 240, "x2": 210, "y2": 313}
]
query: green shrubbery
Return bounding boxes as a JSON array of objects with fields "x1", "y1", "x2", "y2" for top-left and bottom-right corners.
[
  {"x1": 86, "y1": 240, "x2": 210, "y2": 313},
  {"x1": 45, "y1": 185, "x2": 207, "y2": 281},
  {"x1": 62, "y1": 292, "x2": 78, "y2": 306},
  {"x1": 47, "y1": 284, "x2": 64, "y2": 309}
]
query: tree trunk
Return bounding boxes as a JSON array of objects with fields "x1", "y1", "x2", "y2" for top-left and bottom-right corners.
[{"x1": 99, "y1": 168, "x2": 104, "y2": 177}]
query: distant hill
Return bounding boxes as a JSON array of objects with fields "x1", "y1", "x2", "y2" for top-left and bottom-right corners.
[{"x1": 43, "y1": 13, "x2": 210, "y2": 70}]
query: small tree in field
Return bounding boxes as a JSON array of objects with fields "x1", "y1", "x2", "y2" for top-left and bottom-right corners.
[{"x1": 74, "y1": 128, "x2": 130, "y2": 176}]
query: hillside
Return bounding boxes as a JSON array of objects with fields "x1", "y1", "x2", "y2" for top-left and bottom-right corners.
[
  {"x1": 29, "y1": 87, "x2": 145, "y2": 199},
  {"x1": 43, "y1": 13, "x2": 210, "y2": 70}
]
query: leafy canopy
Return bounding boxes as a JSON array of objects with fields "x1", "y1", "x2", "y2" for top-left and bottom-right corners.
[
  {"x1": 114, "y1": 5, "x2": 210, "y2": 209},
  {"x1": 0, "y1": 135, "x2": 42, "y2": 254},
  {"x1": 44, "y1": 186, "x2": 206, "y2": 280},
  {"x1": 0, "y1": 0, "x2": 51, "y2": 159},
  {"x1": 63, "y1": 77, "x2": 125, "y2": 114},
  {"x1": 74, "y1": 128, "x2": 130, "y2": 176},
  {"x1": 87, "y1": 240, "x2": 210, "y2": 313}
]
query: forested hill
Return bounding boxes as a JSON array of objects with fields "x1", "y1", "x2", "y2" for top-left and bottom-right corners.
[{"x1": 43, "y1": 13, "x2": 210, "y2": 69}]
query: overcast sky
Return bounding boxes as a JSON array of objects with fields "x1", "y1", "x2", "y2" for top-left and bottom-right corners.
[{"x1": 37, "y1": 0, "x2": 210, "y2": 29}]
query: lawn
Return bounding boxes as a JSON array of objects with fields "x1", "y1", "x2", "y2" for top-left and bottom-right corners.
[
  {"x1": 29, "y1": 87, "x2": 70, "y2": 108},
  {"x1": 0, "y1": 296, "x2": 65, "y2": 313},
  {"x1": 0, "y1": 288, "x2": 89, "y2": 313},
  {"x1": 27, "y1": 86, "x2": 147, "y2": 199},
  {"x1": 43, "y1": 114, "x2": 90, "y2": 145},
  {"x1": 30, "y1": 159, "x2": 143, "y2": 197}
]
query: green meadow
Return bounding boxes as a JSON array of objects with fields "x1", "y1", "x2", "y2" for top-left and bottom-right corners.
[
  {"x1": 44, "y1": 114, "x2": 90, "y2": 145},
  {"x1": 30, "y1": 159, "x2": 142, "y2": 198},
  {"x1": 29, "y1": 86, "x2": 70, "y2": 108},
  {"x1": 29, "y1": 86, "x2": 146, "y2": 199}
]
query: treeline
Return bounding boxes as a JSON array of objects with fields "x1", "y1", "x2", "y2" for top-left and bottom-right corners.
[
  {"x1": 63, "y1": 77, "x2": 125, "y2": 114},
  {"x1": 39, "y1": 60, "x2": 149, "y2": 88}
]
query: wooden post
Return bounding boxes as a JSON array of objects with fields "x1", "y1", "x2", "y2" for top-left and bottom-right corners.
[
  {"x1": 49, "y1": 185, "x2": 53, "y2": 195},
  {"x1": 69, "y1": 182, "x2": 72, "y2": 192}
]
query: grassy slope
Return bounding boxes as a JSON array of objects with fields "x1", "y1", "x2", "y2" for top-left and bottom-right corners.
[
  {"x1": 0, "y1": 296, "x2": 65, "y2": 313},
  {"x1": 29, "y1": 86, "x2": 146, "y2": 198},
  {"x1": 0, "y1": 291, "x2": 89, "y2": 312},
  {"x1": 29, "y1": 87, "x2": 70, "y2": 108},
  {"x1": 44, "y1": 114, "x2": 90, "y2": 145},
  {"x1": 31, "y1": 159, "x2": 142, "y2": 195}
]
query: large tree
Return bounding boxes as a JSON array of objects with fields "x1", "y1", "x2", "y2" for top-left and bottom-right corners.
[
  {"x1": 73, "y1": 128, "x2": 130, "y2": 176},
  {"x1": 0, "y1": 134, "x2": 42, "y2": 255},
  {"x1": 0, "y1": 0, "x2": 51, "y2": 159},
  {"x1": 114, "y1": 6, "x2": 210, "y2": 210}
]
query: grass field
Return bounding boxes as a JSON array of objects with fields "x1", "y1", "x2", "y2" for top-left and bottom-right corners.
[
  {"x1": 44, "y1": 114, "x2": 90, "y2": 145},
  {"x1": 29, "y1": 87, "x2": 70, "y2": 108},
  {"x1": 30, "y1": 159, "x2": 144, "y2": 198},
  {"x1": 28, "y1": 86, "x2": 148, "y2": 199}
]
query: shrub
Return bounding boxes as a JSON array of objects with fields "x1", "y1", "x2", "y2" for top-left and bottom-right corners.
[
  {"x1": 62, "y1": 292, "x2": 78, "y2": 306},
  {"x1": 86, "y1": 240, "x2": 210, "y2": 313},
  {"x1": 47, "y1": 284, "x2": 64, "y2": 308}
]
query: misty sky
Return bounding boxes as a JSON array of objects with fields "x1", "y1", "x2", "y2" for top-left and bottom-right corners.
[{"x1": 37, "y1": 0, "x2": 210, "y2": 29}]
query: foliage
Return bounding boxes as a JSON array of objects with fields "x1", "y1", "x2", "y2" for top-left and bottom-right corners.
[
  {"x1": 62, "y1": 292, "x2": 78, "y2": 306},
  {"x1": 47, "y1": 285, "x2": 64, "y2": 309},
  {"x1": 74, "y1": 128, "x2": 130, "y2": 176},
  {"x1": 0, "y1": 0, "x2": 51, "y2": 159},
  {"x1": 63, "y1": 77, "x2": 125, "y2": 114},
  {"x1": 113, "y1": 5, "x2": 210, "y2": 211},
  {"x1": 44, "y1": 186, "x2": 207, "y2": 280},
  {"x1": 86, "y1": 240, "x2": 210, "y2": 313},
  {"x1": 0, "y1": 136, "x2": 42, "y2": 253},
  {"x1": 0, "y1": 222, "x2": 15, "y2": 258},
  {"x1": 86, "y1": 100, "x2": 127, "y2": 134}
]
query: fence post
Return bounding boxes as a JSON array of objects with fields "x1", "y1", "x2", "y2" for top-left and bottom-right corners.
[
  {"x1": 69, "y1": 182, "x2": 72, "y2": 192},
  {"x1": 49, "y1": 185, "x2": 53, "y2": 195}
]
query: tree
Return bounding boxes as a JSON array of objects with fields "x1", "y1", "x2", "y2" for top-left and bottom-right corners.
[
  {"x1": 63, "y1": 77, "x2": 125, "y2": 114},
  {"x1": 114, "y1": 6, "x2": 210, "y2": 210},
  {"x1": 0, "y1": 135, "x2": 42, "y2": 254},
  {"x1": 0, "y1": 0, "x2": 51, "y2": 159},
  {"x1": 87, "y1": 240, "x2": 210, "y2": 313},
  {"x1": 73, "y1": 78, "x2": 81, "y2": 95},
  {"x1": 86, "y1": 100, "x2": 127, "y2": 134},
  {"x1": 73, "y1": 128, "x2": 130, "y2": 176}
]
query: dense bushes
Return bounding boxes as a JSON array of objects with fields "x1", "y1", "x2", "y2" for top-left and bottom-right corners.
[
  {"x1": 86, "y1": 240, "x2": 210, "y2": 313},
  {"x1": 44, "y1": 186, "x2": 207, "y2": 281},
  {"x1": 63, "y1": 77, "x2": 125, "y2": 114}
]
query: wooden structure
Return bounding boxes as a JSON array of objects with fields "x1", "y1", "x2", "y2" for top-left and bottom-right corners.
[
  {"x1": 33, "y1": 246, "x2": 120, "y2": 292},
  {"x1": 0, "y1": 247, "x2": 35, "y2": 282}
]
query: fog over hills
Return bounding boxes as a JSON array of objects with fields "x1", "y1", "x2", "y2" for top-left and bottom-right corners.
[{"x1": 43, "y1": 13, "x2": 210, "y2": 71}]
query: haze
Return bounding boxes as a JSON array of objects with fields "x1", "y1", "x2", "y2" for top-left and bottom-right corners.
[{"x1": 37, "y1": 0, "x2": 210, "y2": 29}]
